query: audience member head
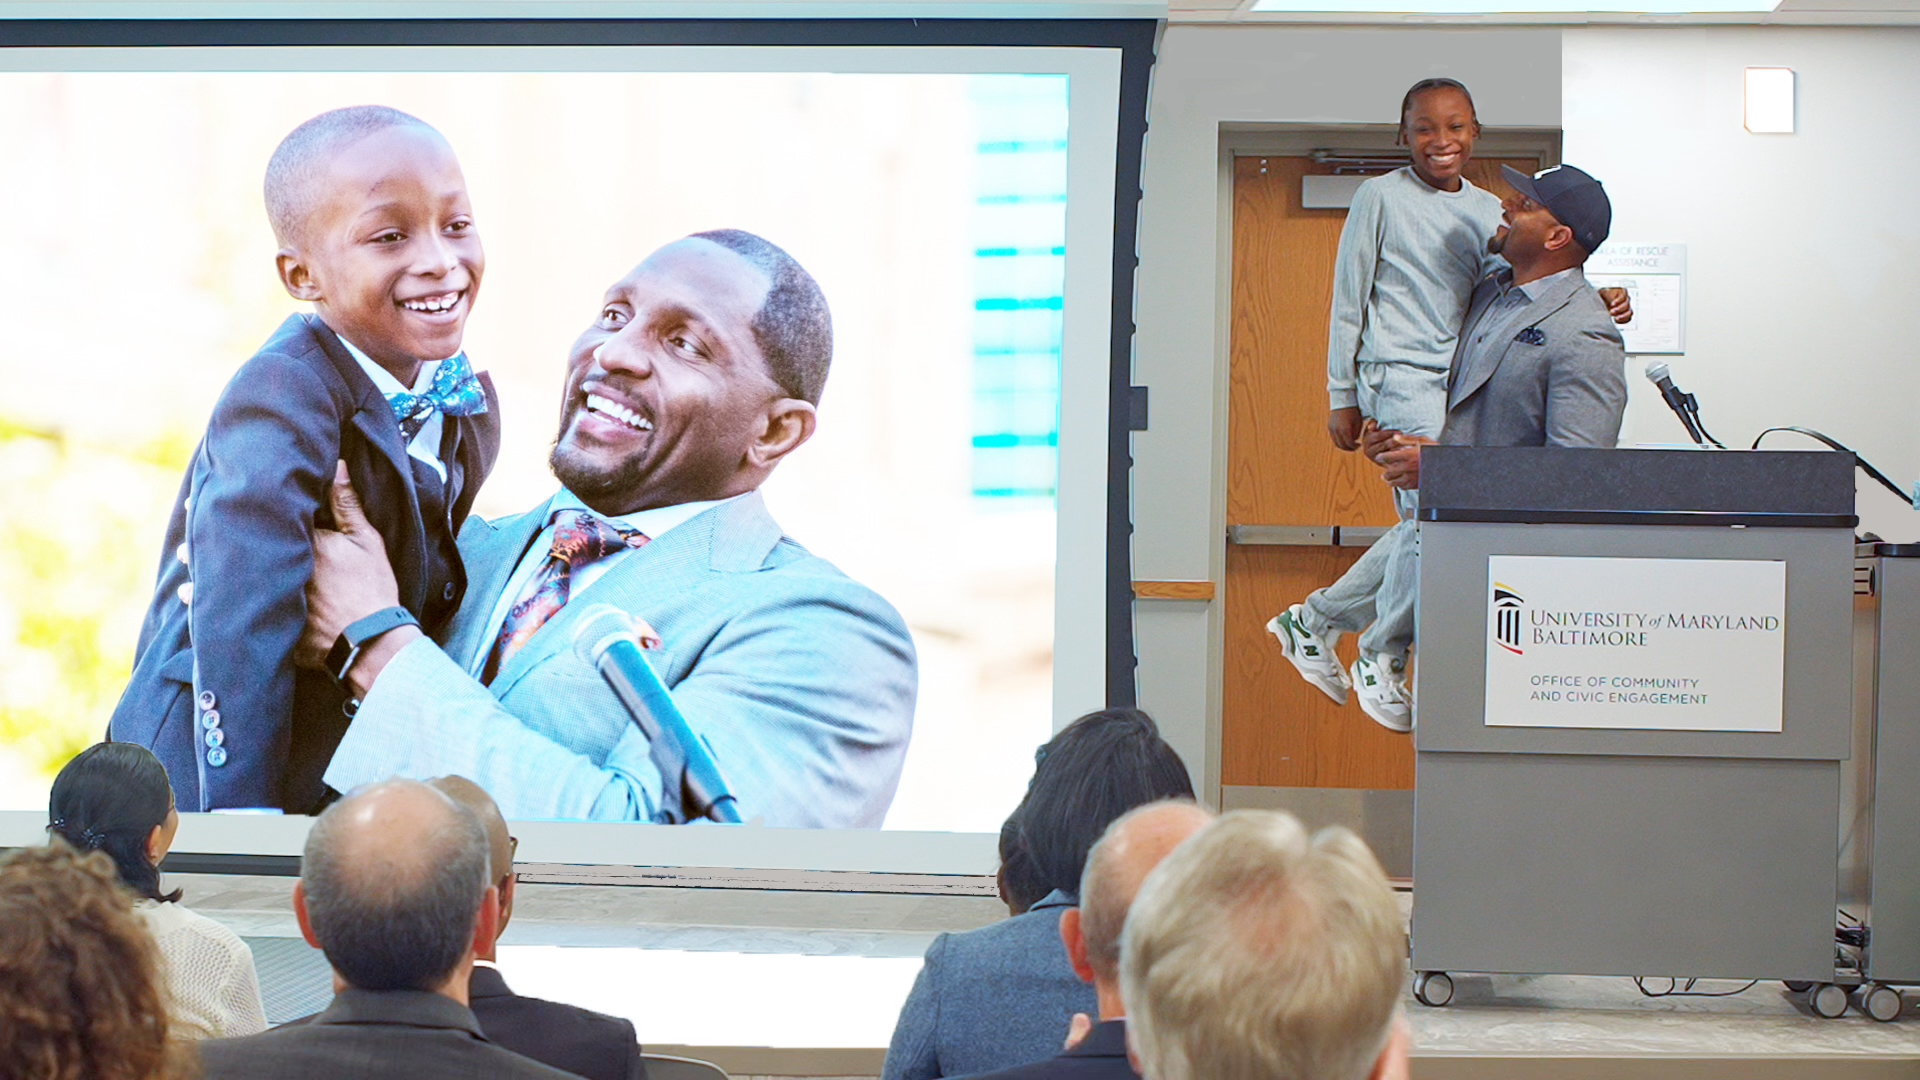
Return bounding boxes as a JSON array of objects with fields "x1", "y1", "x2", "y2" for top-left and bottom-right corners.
[
  {"x1": 1016, "y1": 708, "x2": 1194, "y2": 900},
  {"x1": 48, "y1": 742, "x2": 182, "y2": 903},
  {"x1": 296, "y1": 779, "x2": 495, "y2": 1000},
  {"x1": 0, "y1": 843, "x2": 186, "y2": 1080},
  {"x1": 996, "y1": 812, "x2": 1048, "y2": 916},
  {"x1": 428, "y1": 774, "x2": 517, "y2": 957},
  {"x1": 1059, "y1": 799, "x2": 1214, "y2": 1020},
  {"x1": 1121, "y1": 810, "x2": 1407, "y2": 1080}
]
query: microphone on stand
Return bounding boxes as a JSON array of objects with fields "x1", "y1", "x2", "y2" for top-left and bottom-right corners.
[
  {"x1": 571, "y1": 604, "x2": 743, "y2": 824},
  {"x1": 1643, "y1": 361, "x2": 1723, "y2": 448}
]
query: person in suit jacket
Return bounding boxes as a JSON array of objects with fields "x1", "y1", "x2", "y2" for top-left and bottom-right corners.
[
  {"x1": 886, "y1": 889, "x2": 1092, "y2": 1080},
  {"x1": 1424, "y1": 165, "x2": 1626, "y2": 454},
  {"x1": 434, "y1": 776, "x2": 647, "y2": 1080},
  {"x1": 295, "y1": 230, "x2": 915, "y2": 827},
  {"x1": 1368, "y1": 164, "x2": 1628, "y2": 655},
  {"x1": 883, "y1": 711, "x2": 1195, "y2": 1080},
  {"x1": 965, "y1": 801, "x2": 1215, "y2": 1080},
  {"x1": 109, "y1": 107, "x2": 499, "y2": 814},
  {"x1": 198, "y1": 780, "x2": 572, "y2": 1080}
]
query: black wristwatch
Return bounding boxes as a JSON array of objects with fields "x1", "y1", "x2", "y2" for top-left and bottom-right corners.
[{"x1": 326, "y1": 606, "x2": 421, "y2": 689}]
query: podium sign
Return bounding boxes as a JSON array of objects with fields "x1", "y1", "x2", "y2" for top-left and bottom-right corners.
[{"x1": 1484, "y1": 555, "x2": 1785, "y2": 733}]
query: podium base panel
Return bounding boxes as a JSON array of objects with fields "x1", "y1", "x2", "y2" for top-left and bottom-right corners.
[{"x1": 1412, "y1": 751, "x2": 1838, "y2": 981}]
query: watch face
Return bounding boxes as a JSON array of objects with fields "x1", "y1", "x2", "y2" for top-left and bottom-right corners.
[
  {"x1": 331, "y1": 607, "x2": 420, "y2": 684},
  {"x1": 326, "y1": 634, "x2": 358, "y2": 683}
]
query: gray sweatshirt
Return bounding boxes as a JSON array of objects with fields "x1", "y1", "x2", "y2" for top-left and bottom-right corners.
[{"x1": 1327, "y1": 167, "x2": 1505, "y2": 410}]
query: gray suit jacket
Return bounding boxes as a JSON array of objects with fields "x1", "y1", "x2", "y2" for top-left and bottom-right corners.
[
  {"x1": 884, "y1": 891, "x2": 1099, "y2": 1080},
  {"x1": 323, "y1": 490, "x2": 917, "y2": 827},
  {"x1": 200, "y1": 988, "x2": 573, "y2": 1080},
  {"x1": 1440, "y1": 267, "x2": 1627, "y2": 449}
]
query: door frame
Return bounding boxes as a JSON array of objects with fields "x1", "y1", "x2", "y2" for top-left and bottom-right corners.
[{"x1": 1199, "y1": 124, "x2": 1562, "y2": 868}]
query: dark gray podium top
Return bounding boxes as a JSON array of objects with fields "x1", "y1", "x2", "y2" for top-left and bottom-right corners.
[{"x1": 1419, "y1": 447, "x2": 1857, "y2": 528}]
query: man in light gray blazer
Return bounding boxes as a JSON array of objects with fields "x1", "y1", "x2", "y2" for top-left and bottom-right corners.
[
  {"x1": 1422, "y1": 164, "x2": 1627, "y2": 454},
  {"x1": 296, "y1": 230, "x2": 916, "y2": 827},
  {"x1": 1369, "y1": 165, "x2": 1627, "y2": 665}
]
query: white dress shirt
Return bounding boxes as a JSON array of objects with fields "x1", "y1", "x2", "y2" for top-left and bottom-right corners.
[
  {"x1": 470, "y1": 489, "x2": 740, "y2": 676},
  {"x1": 336, "y1": 334, "x2": 448, "y2": 482}
]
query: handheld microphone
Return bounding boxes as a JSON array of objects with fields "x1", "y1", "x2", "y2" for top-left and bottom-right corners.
[
  {"x1": 1643, "y1": 361, "x2": 1722, "y2": 448},
  {"x1": 571, "y1": 604, "x2": 743, "y2": 824}
]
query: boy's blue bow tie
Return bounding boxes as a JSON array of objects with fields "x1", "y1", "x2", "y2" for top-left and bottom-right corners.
[{"x1": 387, "y1": 353, "x2": 488, "y2": 442}]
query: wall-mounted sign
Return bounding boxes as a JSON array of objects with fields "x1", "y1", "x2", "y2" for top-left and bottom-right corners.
[
  {"x1": 1484, "y1": 555, "x2": 1784, "y2": 733},
  {"x1": 1587, "y1": 243, "x2": 1686, "y2": 355}
]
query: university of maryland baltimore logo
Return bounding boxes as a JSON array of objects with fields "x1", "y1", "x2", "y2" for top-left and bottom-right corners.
[{"x1": 1492, "y1": 583, "x2": 1525, "y2": 655}]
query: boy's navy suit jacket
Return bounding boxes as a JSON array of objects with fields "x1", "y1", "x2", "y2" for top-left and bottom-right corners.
[{"x1": 108, "y1": 314, "x2": 500, "y2": 813}]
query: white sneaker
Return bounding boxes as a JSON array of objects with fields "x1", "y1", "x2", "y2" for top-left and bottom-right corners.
[
  {"x1": 1351, "y1": 652, "x2": 1413, "y2": 733},
  {"x1": 1267, "y1": 604, "x2": 1351, "y2": 705}
]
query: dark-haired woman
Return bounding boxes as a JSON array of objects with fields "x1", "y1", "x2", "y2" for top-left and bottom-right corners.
[
  {"x1": 884, "y1": 708, "x2": 1195, "y2": 1080},
  {"x1": 49, "y1": 742, "x2": 268, "y2": 1040}
]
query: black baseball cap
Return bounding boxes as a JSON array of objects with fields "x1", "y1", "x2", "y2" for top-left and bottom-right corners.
[{"x1": 1500, "y1": 163, "x2": 1612, "y2": 254}]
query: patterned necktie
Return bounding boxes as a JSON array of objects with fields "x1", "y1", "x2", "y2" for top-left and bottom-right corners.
[
  {"x1": 482, "y1": 511, "x2": 649, "y2": 684},
  {"x1": 388, "y1": 353, "x2": 489, "y2": 443}
]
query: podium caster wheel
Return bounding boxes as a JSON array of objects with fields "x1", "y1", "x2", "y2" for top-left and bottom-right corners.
[
  {"x1": 1784, "y1": 980, "x2": 1815, "y2": 993},
  {"x1": 1414, "y1": 971, "x2": 1455, "y2": 1008},
  {"x1": 1810, "y1": 983, "x2": 1850, "y2": 1019},
  {"x1": 1862, "y1": 984, "x2": 1904, "y2": 1023}
]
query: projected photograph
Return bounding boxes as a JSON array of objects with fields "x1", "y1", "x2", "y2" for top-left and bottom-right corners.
[{"x1": 0, "y1": 68, "x2": 1069, "y2": 832}]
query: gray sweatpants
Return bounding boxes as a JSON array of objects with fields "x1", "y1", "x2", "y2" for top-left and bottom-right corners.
[{"x1": 1300, "y1": 361, "x2": 1448, "y2": 660}]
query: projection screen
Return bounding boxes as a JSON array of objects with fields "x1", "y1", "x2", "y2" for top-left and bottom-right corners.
[{"x1": 0, "y1": 18, "x2": 1151, "y2": 876}]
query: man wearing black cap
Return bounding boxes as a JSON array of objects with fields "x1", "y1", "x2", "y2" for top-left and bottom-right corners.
[
  {"x1": 1373, "y1": 162, "x2": 1626, "y2": 487},
  {"x1": 1363, "y1": 164, "x2": 1628, "y2": 721}
]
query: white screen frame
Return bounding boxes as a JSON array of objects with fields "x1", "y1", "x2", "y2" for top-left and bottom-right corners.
[{"x1": 0, "y1": 41, "x2": 1121, "y2": 875}]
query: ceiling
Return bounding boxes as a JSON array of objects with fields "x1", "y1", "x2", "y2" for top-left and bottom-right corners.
[{"x1": 0, "y1": 0, "x2": 1915, "y2": 29}]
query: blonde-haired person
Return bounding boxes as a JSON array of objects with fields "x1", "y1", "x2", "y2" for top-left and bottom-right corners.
[
  {"x1": 0, "y1": 842, "x2": 195, "y2": 1080},
  {"x1": 1120, "y1": 810, "x2": 1410, "y2": 1080}
]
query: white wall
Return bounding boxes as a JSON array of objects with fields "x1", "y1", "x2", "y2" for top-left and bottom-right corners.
[
  {"x1": 1130, "y1": 26, "x2": 1561, "y2": 793},
  {"x1": 1563, "y1": 27, "x2": 1920, "y2": 541}
]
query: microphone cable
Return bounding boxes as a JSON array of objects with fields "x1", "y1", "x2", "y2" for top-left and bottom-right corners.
[
  {"x1": 1750, "y1": 426, "x2": 1911, "y2": 505},
  {"x1": 1690, "y1": 412, "x2": 1725, "y2": 451}
]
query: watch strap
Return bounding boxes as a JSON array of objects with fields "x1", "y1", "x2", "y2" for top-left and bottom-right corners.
[{"x1": 326, "y1": 606, "x2": 421, "y2": 685}]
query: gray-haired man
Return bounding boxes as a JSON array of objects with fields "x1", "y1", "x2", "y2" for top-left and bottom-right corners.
[
  {"x1": 1123, "y1": 810, "x2": 1410, "y2": 1080},
  {"x1": 198, "y1": 780, "x2": 570, "y2": 1080}
]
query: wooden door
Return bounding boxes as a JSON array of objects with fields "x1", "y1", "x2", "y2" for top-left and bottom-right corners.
[{"x1": 1221, "y1": 154, "x2": 1531, "y2": 791}]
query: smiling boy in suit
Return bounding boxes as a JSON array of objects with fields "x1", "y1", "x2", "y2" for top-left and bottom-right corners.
[{"x1": 109, "y1": 106, "x2": 500, "y2": 813}]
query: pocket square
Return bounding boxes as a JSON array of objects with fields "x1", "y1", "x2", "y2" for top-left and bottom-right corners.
[{"x1": 1514, "y1": 327, "x2": 1547, "y2": 346}]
